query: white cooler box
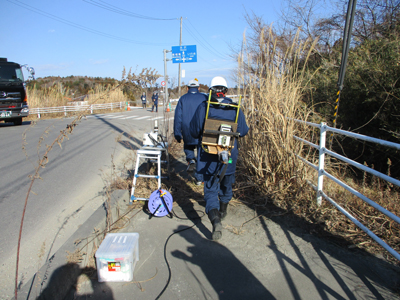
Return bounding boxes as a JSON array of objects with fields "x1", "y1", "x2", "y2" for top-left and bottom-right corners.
[{"x1": 95, "y1": 233, "x2": 139, "y2": 282}]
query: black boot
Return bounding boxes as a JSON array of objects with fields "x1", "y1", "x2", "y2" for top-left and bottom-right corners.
[
  {"x1": 208, "y1": 209, "x2": 222, "y2": 241},
  {"x1": 220, "y1": 202, "x2": 228, "y2": 220}
]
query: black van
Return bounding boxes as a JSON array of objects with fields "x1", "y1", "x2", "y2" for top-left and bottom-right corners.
[{"x1": 0, "y1": 58, "x2": 34, "y2": 125}]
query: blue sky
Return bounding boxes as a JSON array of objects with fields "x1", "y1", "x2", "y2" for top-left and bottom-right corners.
[{"x1": 1, "y1": 0, "x2": 283, "y2": 87}]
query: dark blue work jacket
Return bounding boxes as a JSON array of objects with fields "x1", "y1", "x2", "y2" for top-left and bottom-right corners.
[
  {"x1": 190, "y1": 97, "x2": 249, "y2": 176},
  {"x1": 174, "y1": 87, "x2": 207, "y2": 145},
  {"x1": 152, "y1": 94, "x2": 158, "y2": 104}
]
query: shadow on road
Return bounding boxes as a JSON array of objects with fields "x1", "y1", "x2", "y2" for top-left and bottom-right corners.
[
  {"x1": 172, "y1": 226, "x2": 276, "y2": 299},
  {"x1": 254, "y1": 201, "x2": 400, "y2": 299},
  {"x1": 96, "y1": 116, "x2": 143, "y2": 151},
  {"x1": 36, "y1": 264, "x2": 114, "y2": 300},
  {"x1": 0, "y1": 120, "x2": 32, "y2": 127}
]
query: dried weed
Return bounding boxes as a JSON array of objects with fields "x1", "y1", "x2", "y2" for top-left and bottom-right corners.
[{"x1": 236, "y1": 26, "x2": 400, "y2": 263}]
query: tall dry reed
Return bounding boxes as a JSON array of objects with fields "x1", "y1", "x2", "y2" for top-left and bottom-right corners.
[
  {"x1": 86, "y1": 84, "x2": 126, "y2": 104},
  {"x1": 237, "y1": 28, "x2": 317, "y2": 204},
  {"x1": 27, "y1": 83, "x2": 69, "y2": 108}
]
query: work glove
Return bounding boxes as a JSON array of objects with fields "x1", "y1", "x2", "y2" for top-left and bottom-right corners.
[{"x1": 175, "y1": 136, "x2": 182, "y2": 143}]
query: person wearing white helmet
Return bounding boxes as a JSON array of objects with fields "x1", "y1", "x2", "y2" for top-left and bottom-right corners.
[
  {"x1": 190, "y1": 76, "x2": 249, "y2": 241},
  {"x1": 174, "y1": 79, "x2": 206, "y2": 184}
]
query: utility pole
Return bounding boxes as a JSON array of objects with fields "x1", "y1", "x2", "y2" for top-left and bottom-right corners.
[
  {"x1": 163, "y1": 49, "x2": 171, "y2": 114},
  {"x1": 178, "y1": 17, "x2": 183, "y2": 98}
]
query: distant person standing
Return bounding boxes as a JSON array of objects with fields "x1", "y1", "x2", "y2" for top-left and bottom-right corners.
[
  {"x1": 141, "y1": 92, "x2": 147, "y2": 109},
  {"x1": 151, "y1": 92, "x2": 158, "y2": 112},
  {"x1": 174, "y1": 79, "x2": 206, "y2": 184}
]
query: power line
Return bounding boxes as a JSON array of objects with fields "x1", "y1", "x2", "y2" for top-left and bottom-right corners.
[
  {"x1": 183, "y1": 23, "x2": 229, "y2": 61},
  {"x1": 8, "y1": 0, "x2": 167, "y2": 46},
  {"x1": 197, "y1": 54, "x2": 233, "y2": 68},
  {"x1": 83, "y1": 0, "x2": 177, "y2": 21},
  {"x1": 186, "y1": 19, "x2": 230, "y2": 60},
  {"x1": 183, "y1": 23, "x2": 228, "y2": 60}
]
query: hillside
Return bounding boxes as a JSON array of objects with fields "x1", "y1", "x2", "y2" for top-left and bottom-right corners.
[{"x1": 26, "y1": 75, "x2": 212, "y2": 101}]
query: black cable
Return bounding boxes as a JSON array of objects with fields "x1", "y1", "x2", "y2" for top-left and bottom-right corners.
[
  {"x1": 147, "y1": 133, "x2": 167, "y2": 148},
  {"x1": 186, "y1": 20, "x2": 230, "y2": 60},
  {"x1": 155, "y1": 208, "x2": 205, "y2": 300},
  {"x1": 148, "y1": 133, "x2": 159, "y2": 147},
  {"x1": 84, "y1": 0, "x2": 177, "y2": 21},
  {"x1": 157, "y1": 133, "x2": 168, "y2": 148},
  {"x1": 183, "y1": 22, "x2": 229, "y2": 61}
]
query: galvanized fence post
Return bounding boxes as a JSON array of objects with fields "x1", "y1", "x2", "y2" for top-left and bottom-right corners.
[
  {"x1": 90, "y1": 104, "x2": 93, "y2": 114},
  {"x1": 317, "y1": 122, "x2": 327, "y2": 206},
  {"x1": 64, "y1": 106, "x2": 67, "y2": 117}
]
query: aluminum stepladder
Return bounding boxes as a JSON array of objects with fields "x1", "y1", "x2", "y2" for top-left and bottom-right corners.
[{"x1": 130, "y1": 144, "x2": 169, "y2": 203}]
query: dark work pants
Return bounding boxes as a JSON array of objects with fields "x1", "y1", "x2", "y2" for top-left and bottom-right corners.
[
  {"x1": 184, "y1": 144, "x2": 202, "y2": 182},
  {"x1": 203, "y1": 173, "x2": 235, "y2": 213},
  {"x1": 184, "y1": 144, "x2": 196, "y2": 161}
]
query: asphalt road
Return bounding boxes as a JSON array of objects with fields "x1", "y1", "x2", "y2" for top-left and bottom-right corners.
[{"x1": 0, "y1": 107, "x2": 170, "y2": 299}]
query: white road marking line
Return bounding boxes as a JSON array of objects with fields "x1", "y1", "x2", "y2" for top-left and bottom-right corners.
[
  {"x1": 121, "y1": 115, "x2": 140, "y2": 119},
  {"x1": 104, "y1": 115, "x2": 127, "y2": 119},
  {"x1": 84, "y1": 114, "x2": 173, "y2": 121}
]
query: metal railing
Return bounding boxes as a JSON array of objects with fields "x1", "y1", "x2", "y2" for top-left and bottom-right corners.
[
  {"x1": 28, "y1": 100, "x2": 175, "y2": 118},
  {"x1": 29, "y1": 102, "x2": 135, "y2": 118},
  {"x1": 292, "y1": 120, "x2": 400, "y2": 261}
]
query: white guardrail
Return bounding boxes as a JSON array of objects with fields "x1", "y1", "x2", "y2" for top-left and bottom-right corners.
[
  {"x1": 29, "y1": 101, "x2": 177, "y2": 118},
  {"x1": 28, "y1": 94, "x2": 241, "y2": 118},
  {"x1": 292, "y1": 120, "x2": 400, "y2": 261},
  {"x1": 28, "y1": 95, "x2": 240, "y2": 118},
  {"x1": 29, "y1": 102, "x2": 134, "y2": 118}
]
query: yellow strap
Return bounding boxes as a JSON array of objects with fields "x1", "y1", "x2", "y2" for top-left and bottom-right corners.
[
  {"x1": 235, "y1": 95, "x2": 242, "y2": 123},
  {"x1": 205, "y1": 90, "x2": 212, "y2": 120}
]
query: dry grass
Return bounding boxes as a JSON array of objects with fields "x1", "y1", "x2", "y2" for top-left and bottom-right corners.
[
  {"x1": 86, "y1": 84, "x2": 126, "y2": 104},
  {"x1": 27, "y1": 83, "x2": 69, "y2": 108},
  {"x1": 25, "y1": 83, "x2": 129, "y2": 120},
  {"x1": 236, "y1": 27, "x2": 400, "y2": 263},
  {"x1": 27, "y1": 83, "x2": 127, "y2": 108},
  {"x1": 237, "y1": 28, "x2": 316, "y2": 202}
]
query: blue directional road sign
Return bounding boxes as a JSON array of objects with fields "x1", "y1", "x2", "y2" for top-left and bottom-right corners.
[{"x1": 171, "y1": 45, "x2": 197, "y2": 63}]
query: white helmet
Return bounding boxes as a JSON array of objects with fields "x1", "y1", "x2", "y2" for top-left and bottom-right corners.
[
  {"x1": 210, "y1": 76, "x2": 228, "y2": 89},
  {"x1": 187, "y1": 79, "x2": 199, "y2": 87},
  {"x1": 209, "y1": 76, "x2": 228, "y2": 96}
]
